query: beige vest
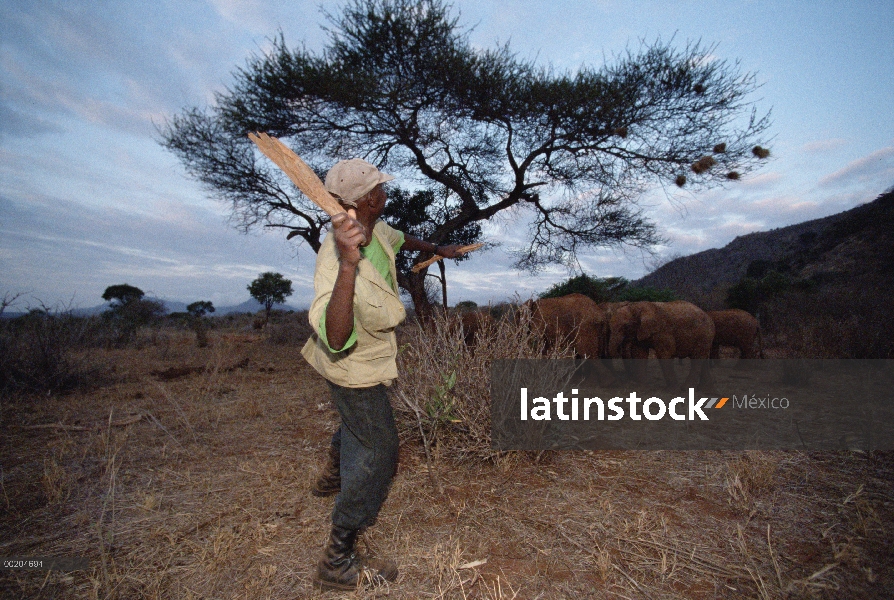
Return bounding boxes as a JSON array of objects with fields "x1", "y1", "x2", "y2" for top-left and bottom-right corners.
[{"x1": 301, "y1": 221, "x2": 407, "y2": 387}]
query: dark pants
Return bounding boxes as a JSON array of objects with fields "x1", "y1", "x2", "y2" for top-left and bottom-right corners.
[{"x1": 326, "y1": 381, "x2": 399, "y2": 531}]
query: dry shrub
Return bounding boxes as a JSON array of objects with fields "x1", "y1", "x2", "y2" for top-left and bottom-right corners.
[
  {"x1": 761, "y1": 283, "x2": 894, "y2": 358},
  {"x1": 394, "y1": 304, "x2": 574, "y2": 462},
  {"x1": 263, "y1": 311, "x2": 313, "y2": 346},
  {"x1": 0, "y1": 311, "x2": 108, "y2": 394}
]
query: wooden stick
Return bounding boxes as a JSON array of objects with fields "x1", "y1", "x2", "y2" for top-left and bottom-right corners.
[
  {"x1": 249, "y1": 132, "x2": 482, "y2": 270},
  {"x1": 247, "y1": 132, "x2": 345, "y2": 217},
  {"x1": 411, "y1": 243, "x2": 484, "y2": 273}
]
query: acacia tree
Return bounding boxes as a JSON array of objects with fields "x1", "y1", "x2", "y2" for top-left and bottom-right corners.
[
  {"x1": 248, "y1": 272, "x2": 294, "y2": 324},
  {"x1": 101, "y1": 284, "x2": 165, "y2": 343},
  {"x1": 162, "y1": 0, "x2": 771, "y2": 314},
  {"x1": 187, "y1": 301, "x2": 216, "y2": 347},
  {"x1": 383, "y1": 187, "x2": 480, "y2": 308},
  {"x1": 101, "y1": 284, "x2": 145, "y2": 307}
]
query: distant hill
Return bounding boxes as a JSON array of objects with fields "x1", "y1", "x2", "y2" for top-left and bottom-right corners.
[{"x1": 634, "y1": 188, "x2": 894, "y2": 309}]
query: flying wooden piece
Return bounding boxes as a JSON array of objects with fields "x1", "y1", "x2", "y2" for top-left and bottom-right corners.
[
  {"x1": 411, "y1": 243, "x2": 484, "y2": 273},
  {"x1": 249, "y1": 132, "x2": 479, "y2": 268},
  {"x1": 247, "y1": 132, "x2": 344, "y2": 217}
]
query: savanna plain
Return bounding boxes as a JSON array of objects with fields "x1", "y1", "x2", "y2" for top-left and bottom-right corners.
[{"x1": 1, "y1": 308, "x2": 892, "y2": 599}]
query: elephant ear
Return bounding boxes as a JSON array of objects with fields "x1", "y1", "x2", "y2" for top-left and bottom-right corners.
[{"x1": 637, "y1": 304, "x2": 658, "y2": 341}]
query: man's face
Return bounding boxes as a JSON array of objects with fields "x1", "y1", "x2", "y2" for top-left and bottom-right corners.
[{"x1": 364, "y1": 184, "x2": 387, "y2": 220}]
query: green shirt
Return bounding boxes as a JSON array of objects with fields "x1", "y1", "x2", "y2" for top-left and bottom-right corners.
[{"x1": 318, "y1": 228, "x2": 404, "y2": 352}]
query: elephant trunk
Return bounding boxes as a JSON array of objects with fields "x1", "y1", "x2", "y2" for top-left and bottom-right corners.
[{"x1": 608, "y1": 329, "x2": 622, "y2": 359}]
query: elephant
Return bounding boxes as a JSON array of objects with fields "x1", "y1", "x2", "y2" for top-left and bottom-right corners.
[
  {"x1": 528, "y1": 293, "x2": 608, "y2": 359},
  {"x1": 597, "y1": 302, "x2": 638, "y2": 358},
  {"x1": 707, "y1": 309, "x2": 763, "y2": 359},
  {"x1": 528, "y1": 293, "x2": 616, "y2": 385},
  {"x1": 457, "y1": 309, "x2": 494, "y2": 347},
  {"x1": 608, "y1": 300, "x2": 715, "y2": 388}
]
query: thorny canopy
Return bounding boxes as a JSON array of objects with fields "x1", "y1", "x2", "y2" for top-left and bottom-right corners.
[{"x1": 161, "y1": 0, "x2": 770, "y2": 292}]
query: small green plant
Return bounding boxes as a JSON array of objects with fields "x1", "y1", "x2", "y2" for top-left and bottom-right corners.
[
  {"x1": 426, "y1": 370, "x2": 459, "y2": 424},
  {"x1": 394, "y1": 303, "x2": 575, "y2": 464}
]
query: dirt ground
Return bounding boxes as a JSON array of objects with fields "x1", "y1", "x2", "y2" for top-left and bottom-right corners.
[{"x1": 1, "y1": 329, "x2": 892, "y2": 599}]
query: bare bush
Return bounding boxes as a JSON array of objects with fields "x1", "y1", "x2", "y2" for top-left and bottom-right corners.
[
  {"x1": 760, "y1": 283, "x2": 894, "y2": 358},
  {"x1": 0, "y1": 309, "x2": 107, "y2": 394},
  {"x1": 263, "y1": 311, "x2": 313, "y2": 346},
  {"x1": 394, "y1": 304, "x2": 574, "y2": 463}
]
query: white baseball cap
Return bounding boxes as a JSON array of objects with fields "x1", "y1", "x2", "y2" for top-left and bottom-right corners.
[{"x1": 324, "y1": 158, "x2": 394, "y2": 207}]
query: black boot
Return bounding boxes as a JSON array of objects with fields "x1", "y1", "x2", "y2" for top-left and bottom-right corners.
[
  {"x1": 311, "y1": 444, "x2": 341, "y2": 497},
  {"x1": 314, "y1": 526, "x2": 398, "y2": 590}
]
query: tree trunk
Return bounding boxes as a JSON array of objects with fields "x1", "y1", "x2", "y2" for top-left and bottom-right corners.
[
  {"x1": 437, "y1": 260, "x2": 447, "y2": 309},
  {"x1": 401, "y1": 270, "x2": 434, "y2": 321}
]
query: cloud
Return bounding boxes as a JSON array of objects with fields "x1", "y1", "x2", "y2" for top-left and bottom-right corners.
[
  {"x1": 818, "y1": 146, "x2": 894, "y2": 188},
  {"x1": 0, "y1": 102, "x2": 61, "y2": 138},
  {"x1": 0, "y1": 1, "x2": 261, "y2": 140},
  {"x1": 207, "y1": 0, "x2": 279, "y2": 34},
  {"x1": 741, "y1": 171, "x2": 784, "y2": 189},
  {"x1": 801, "y1": 138, "x2": 848, "y2": 153},
  {"x1": 0, "y1": 191, "x2": 316, "y2": 308}
]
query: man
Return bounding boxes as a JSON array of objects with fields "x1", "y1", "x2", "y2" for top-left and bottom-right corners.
[{"x1": 301, "y1": 158, "x2": 461, "y2": 590}]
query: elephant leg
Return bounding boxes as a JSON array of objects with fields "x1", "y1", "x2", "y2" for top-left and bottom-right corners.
[
  {"x1": 652, "y1": 345, "x2": 679, "y2": 389},
  {"x1": 658, "y1": 360, "x2": 679, "y2": 389},
  {"x1": 627, "y1": 345, "x2": 649, "y2": 383},
  {"x1": 684, "y1": 359, "x2": 715, "y2": 392},
  {"x1": 584, "y1": 359, "x2": 618, "y2": 387}
]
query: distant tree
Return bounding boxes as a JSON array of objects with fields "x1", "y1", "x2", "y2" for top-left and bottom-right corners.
[
  {"x1": 726, "y1": 270, "x2": 792, "y2": 314},
  {"x1": 100, "y1": 284, "x2": 164, "y2": 344},
  {"x1": 248, "y1": 272, "x2": 294, "y2": 324},
  {"x1": 186, "y1": 301, "x2": 216, "y2": 318},
  {"x1": 186, "y1": 301, "x2": 216, "y2": 347},
  {"x1": 615, "y1": 286, "x2": 676, "y2": 302},
  {"x1": 116, "y1": 298, "x2": 166, "y2": 327},
  {"x1": 540, "y1": 274, "x2": 627, "y2": 303},
  {"x1": 102, "y1": 284, "x2": 145, "y2": 307},
  {"x1": 161, "y1": 0, "x2": 771, "y2": 317},
  {"x1": 454, "y1": 300, "x2": 478, "y2": 312},
  {"x1": 540, "y1": 273, "x2": 675, "y2": 303}
]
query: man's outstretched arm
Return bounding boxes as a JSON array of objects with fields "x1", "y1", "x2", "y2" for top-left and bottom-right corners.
[{"x1": 402, "y1": 235, "x2": 463, "y2": 259}]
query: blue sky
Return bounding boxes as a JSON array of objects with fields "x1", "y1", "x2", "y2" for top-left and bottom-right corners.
[{"x1": 1, "y1": 0, "x2": 892, "y2": 310}]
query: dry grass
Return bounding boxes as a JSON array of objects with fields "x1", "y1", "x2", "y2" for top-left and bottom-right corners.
[
  {"x1": 393, "y1": 305, "x2": 574, "y2": 465},
  {"x1": 1, "y1": 317, "x2": 892, "y2": 598}
]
